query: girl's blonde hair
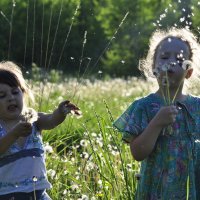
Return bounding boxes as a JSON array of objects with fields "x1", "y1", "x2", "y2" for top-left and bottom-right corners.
[{"x1": 139, "y1": 27, "x2": 200, "y2": 88}]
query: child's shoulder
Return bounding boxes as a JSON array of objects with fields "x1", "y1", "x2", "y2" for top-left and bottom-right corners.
[
  {"x1": 129, "y1": 93, "x2": 159, "y2": 111},
  {"x1": 132, "y1": 93, "x2": 159, "y2": 105},
  {"x1": 185, "y1": 94, "x2": 200, "y2": 104}
]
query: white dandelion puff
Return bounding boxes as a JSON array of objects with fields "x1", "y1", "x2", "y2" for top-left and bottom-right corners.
[{"x1": 182, "y1": 60, "x2": 192, "y2": 70}]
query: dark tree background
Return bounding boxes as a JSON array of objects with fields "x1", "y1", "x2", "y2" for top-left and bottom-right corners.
[{"x1": 0, "y1": 0, "x2": 200, "y2": 78}]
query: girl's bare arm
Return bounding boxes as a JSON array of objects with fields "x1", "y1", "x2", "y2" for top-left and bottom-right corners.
[
  {"x1": 36, "y1": 100, "x2": 80, "y2": 130},
  {"x1": 130, "y1": 105, "x2": 178, "y2": 161}
]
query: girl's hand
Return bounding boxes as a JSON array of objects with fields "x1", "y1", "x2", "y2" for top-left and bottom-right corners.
[
  {"x1": 154, "y1": 105, "x2": 178, "y2": 127},
  {"x1": 11, "y1": 121, "x2": 32, "y2": 138},
  {"x1": 58, "y1": 100, "x2": 81, "y2": 116}
]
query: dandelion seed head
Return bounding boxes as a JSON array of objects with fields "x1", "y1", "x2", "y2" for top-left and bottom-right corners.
[
  {"x1": 80, "y1": 139, "x2": 88, "y2": 147},
  {"x1": 44, "y1": 142, "x2": 53, "y2": 153},
  {"x1": 80, "y1": 152, "x2": 89, "y2": 159},
  {"x1": 32, "y1": 176, "x2": 38, "y2": 182},
  {"x1": 182, "y1": 60, "x2": 192, "y2": 70},
  {"x1": 47, "y1": 169, "x2": 56, "y2": 179},
  {"x1": 21, "y1": 108, "x2": 38, "y2": 123},
  {"x1": 81, "y1": 194, "x2": 89, "y2": 200},
  {"x1": 71, "y1": 183, "x2": 79, "y2": 191}
]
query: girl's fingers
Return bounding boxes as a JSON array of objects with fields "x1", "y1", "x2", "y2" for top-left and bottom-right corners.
[
  {"x1": 60, "y1": 100, "x2": 81, "y2": 116},
  {"x1": 169, "y1": 106, "x2": 178, "y2": 114}
]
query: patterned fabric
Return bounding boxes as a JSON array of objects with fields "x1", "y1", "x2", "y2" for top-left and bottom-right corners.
[
  {"x1": 113, "y1": 93, "x2": 200, "y2": 200},
  {"x1": 0, "y1": 123, "x2": 52, "y2": 196},
  {"x1": 0, "y1": 189, "x2": 51, "y2": 200}
]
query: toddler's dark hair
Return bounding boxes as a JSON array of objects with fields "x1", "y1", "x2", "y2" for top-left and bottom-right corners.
[{"x1": 0, "y1": 61, "x2": 34, "y2": 102}]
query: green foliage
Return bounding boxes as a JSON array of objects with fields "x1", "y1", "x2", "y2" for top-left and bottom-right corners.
[
  {"x1": 30, "y1": 77, "x2": 152, "y2": 199},
  {"x1": 29, "y1": 62, "x2": 63, "y2": 83},
  {"x1": 0, "y1": 0, "x2": 199, "y2": 77}
]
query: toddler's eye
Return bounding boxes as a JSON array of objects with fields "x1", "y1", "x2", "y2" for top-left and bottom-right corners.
[{"x1": 12, "y1": 88, "x2": 20, "y2": 95}]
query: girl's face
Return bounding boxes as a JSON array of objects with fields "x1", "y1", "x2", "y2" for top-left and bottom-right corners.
[
  {"x1": 154, "y1": 37, "x2": 191, "y2": 88},
  {"x1": 0, "y1": 83, "x2": 24, "y2": 121}
]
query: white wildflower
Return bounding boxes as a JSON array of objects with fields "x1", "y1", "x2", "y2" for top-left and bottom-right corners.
[
  {"x1": 81, "y1": 194, "x2": 89, "y2": 200},
  {"x1": 80, "y1": 139, "x2": 88, "y2": 147},
  {"x1": 71, "y1": 184, "x2": 79, "y2": 191},
  {"x1": 47, "y1": 169, "x2": 56, "y2": 179},
  {"x1": 44, "y1": 142, "x2": 53, "y2": 153}
]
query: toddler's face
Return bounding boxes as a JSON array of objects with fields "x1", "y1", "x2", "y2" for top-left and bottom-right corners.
[
  {"x1": 154, "y1": 37, "x2": 191, "y2": 87},
  {"x1": 0, "y1": 83, "x2": 24, "y2": 121}
]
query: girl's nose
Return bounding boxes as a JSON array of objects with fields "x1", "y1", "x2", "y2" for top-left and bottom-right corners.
[{"x1": 7, "y1": 93, "x2": 14, "y2": 101}]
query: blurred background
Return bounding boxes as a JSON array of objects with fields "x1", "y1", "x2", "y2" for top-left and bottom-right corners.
[{"x1": 0, "y1": 0, "x2": 199, "y2": 78}]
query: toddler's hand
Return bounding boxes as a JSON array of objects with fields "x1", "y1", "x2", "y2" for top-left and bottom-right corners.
[
  {"x1": 11, "y1": 121, "x2": 32, "y2": 138},
  {"x1": 154, "y1": 105, "x2": 178, "y2": 127},
  {"x1": 58, "y1": 100, "x2": 81, "y2": 116}
]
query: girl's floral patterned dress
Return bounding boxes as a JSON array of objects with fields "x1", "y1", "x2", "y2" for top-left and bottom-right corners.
[{"x1": 113, "y1": 93, "x2": 200, "y2": 200}]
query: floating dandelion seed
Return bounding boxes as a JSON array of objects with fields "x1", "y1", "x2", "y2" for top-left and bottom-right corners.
[
  {"x1": 121, "y1": 60, "x2": 125, "y2": 64},
  {"x1": 180, "y1": 17, "x2": 185, "y2": 22},
  {"x1": 182, "y1": 60, "x2": 192, "y2": 70},
  {"x1": 98, "y1": 70, "x2": 102, "y2": 74},
  {"x1": 12, "y1": 0, "x2": 16, "y2": 7},
  {"x1": 168, "y1": 38, "x2": 172, "y2": 43}
]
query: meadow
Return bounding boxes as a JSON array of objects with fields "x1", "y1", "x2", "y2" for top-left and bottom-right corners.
[{"x1": 29, "y1": 76, "x2": 157, "y2": 200}]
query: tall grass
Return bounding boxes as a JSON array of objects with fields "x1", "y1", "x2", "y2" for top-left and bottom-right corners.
[{"x1": 29, "y1": 77, "x2": 155, "y2": 199}]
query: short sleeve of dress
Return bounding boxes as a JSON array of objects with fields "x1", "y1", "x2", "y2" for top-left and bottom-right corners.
[{"x1": 113, "y1": 99, "x2": 148, "y2": 143}]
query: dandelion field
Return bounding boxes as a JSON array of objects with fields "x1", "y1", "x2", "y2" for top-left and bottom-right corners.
[{"x1": 29, "y1": 77, "x2": 156, "y2": 200}]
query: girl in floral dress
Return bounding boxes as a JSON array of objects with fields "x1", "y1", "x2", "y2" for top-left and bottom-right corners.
[{"x1": 114, "y1": 27, "x2": 200, "y2": 199}]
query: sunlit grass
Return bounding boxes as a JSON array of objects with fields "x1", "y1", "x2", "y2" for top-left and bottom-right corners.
[{"x1": 29, "y1": 77, "x2": 156, "y2": 199}]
